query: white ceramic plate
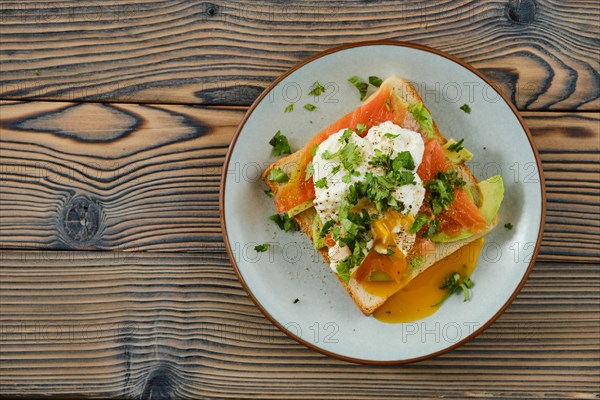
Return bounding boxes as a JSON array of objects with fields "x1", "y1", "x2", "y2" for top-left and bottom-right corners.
[{"x1": 220, "y1": 41, "x2": 545, "y2": 364}]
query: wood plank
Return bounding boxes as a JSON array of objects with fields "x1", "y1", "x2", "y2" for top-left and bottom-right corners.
[
  {"x1": 1, "y1": 102, "x2": 598, "y2": 261},
  {"x1": 0, "y1": 250, "x2": 598, "y2": 399},
  {"x1": 0, "y1": 0, "x2": 598, "y2": 110}
]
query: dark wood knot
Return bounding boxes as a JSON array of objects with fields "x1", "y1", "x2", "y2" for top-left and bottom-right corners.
[
  {"x1": 60, "y1": 194, "x2": 101, "y2": 246},
  {"x1": 204, "y1": 3, "x2": 218, "y2": 17},
  {"x1": 141, "y1": 365, "x2": 176, "y2": 400},
  {"x1": 506, "y1": 0, "x2": 537, "y2": 24}
]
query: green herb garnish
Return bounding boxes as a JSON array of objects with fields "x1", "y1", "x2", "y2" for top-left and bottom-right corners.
[
  {"x1": 356, "y1": 123, "x2": 367, "y2": 135},
  {"x1": 348, "y1": 75, "x2": 369, "y2": 101},
  {"x1": 284, "y1": 104, "x2": 294, "y2": 113},
  {"x1": 309, "y1": 81, "x2": 326, "y2": 97},
  {"x1": 423, "y1": 218, "x2": 440, "y2": 237},
  {"x1": 35, "y1": 70, "x2": 41, "y2": 76},
  {"x1": 504, "y1": 222, "x2": 514, "y2": 230},
  {"x1": 264, "y1": 189, "x2": 274, "y2": 197},
  {"x1": 254, "y1": 243, "x2": 270, "y2": 252},
  {"x1": 315, "y1": 177, "x2": 328, "y2": 189},
  {"x1": 266, "y1": 168, "x2": 289, "y2": 183},
  {"x1": 305, "y1": 162, "x2": 314, "y2": 181},
  {"x1": 269, "y1": 214, "x2": 299, "y2": 232},
  {"x1": 434, "y1": 272, "x2": 474, "y2": 306},
  {"x1": 410, "y1": 214, "x2": 429, "y2": 233},
  {"x1": 384, "y1": 132, "x2": 399, "y2": 139},
  {"x1": 311, "y1": 144, "x2": 319, "y2": 157},
  {"x1": 426, "y1": 169, "x2": 466, "y2": 214},
  {"x1": 460, "y1": 104, "x2": 471, "y2": 114},
  {"x1": 304, "y1": 104, "x2": 317, "y2": 111},
  {"x1": 269, "y1": 130, "x2": 292, "y2": 156},
  {"x1": 447, "y1": 138, "x2": 465, "y2": 152},
  {"x1": 408, "y1": 102, "x2": 434, "y2": 138},
  {"x1": 320, "y1": 220, "x2": 335, "y2": 238},
  {"x1": 369, "y1": 76, "x2": 383, "y2": 87},
  {"x1": 293, "y1": 298, "x2": 300, "y2": 304}
]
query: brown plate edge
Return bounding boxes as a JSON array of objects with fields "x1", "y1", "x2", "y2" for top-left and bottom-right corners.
[{"x1": 219, "y1": 39, "x2": 547, "y2": 365}]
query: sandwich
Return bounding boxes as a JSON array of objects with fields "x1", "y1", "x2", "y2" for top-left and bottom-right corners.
[{"x1": 262, "y1": 76, "x2": 504, "y2": 315}]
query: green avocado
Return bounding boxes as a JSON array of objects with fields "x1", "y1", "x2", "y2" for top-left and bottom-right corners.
[
  {"x1": 477, "y1": 175, "x2": 504, "y2": 224},
  {"x1": 430, "y1": 175, "x2": 504, "y2": 242},
  {"x1": 287, "y1": 199, "x2": 313, "y2": 218},
  {"x1": 430, "y1": 230, "x2": 474, "y2": 243},
  {"x1": 311, "y1": 214, "x2": 326, "y2": 250},
  {"x1": 368, "y1": 270, "x2": 394, "y2": 282},
  {"x1": 443, "y1": 139, "x2": 473, "y2": 164}
]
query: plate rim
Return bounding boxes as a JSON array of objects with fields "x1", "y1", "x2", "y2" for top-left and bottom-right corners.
[{"x1": 219, "y1": 39, "x2": 547, "y2": 365}]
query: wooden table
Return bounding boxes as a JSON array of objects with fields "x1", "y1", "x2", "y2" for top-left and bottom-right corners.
[{"x1": 1, "y1": 1, "x2": 598, "y2": 398}]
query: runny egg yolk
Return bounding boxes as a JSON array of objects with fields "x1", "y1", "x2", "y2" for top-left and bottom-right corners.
[
  {"x1": 374, "y1": 237, "x2": 485, "y2": 323},
  {"x1": 351, "y1": 211, "x2": 413, "y2": 299}
]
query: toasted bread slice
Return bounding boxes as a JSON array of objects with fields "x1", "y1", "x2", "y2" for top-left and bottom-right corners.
[{"x1": 263, "y1": 76, "x2": 498, "y2": 315}]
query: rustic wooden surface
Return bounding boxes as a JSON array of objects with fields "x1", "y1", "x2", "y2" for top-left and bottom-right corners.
[
  {"x1": 0, "y1": 0, "x2": 599, "y2": 399},
  {"x1": 0, "y1": 0, "x2": 598, "y2": 110}
]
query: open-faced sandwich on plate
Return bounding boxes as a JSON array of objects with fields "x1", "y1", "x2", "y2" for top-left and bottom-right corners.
[{"x1": 262, "y1": 76, "x2": 504, "y2": 321}]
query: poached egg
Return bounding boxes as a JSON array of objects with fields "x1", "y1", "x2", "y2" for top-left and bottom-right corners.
[{"x1": 312, "y1": 121, "x2": 426, "y2": 275}]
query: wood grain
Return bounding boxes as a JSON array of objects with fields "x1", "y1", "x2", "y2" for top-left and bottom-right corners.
[
  {"x1": 1, "y1": 102, "x2": 598, "y2": 262},
  {"x1": 0, "y1": 0, "x2": 598, "y2": 110},
  {"x1": 0, "y1": 250, "x2": 598, "y2": 399}
]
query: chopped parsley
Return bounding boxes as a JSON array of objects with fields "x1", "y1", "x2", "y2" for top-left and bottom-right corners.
[
  {"x1": 386, "y1": 245, "x2": 395, "y2": 255},
  {"x1": 320, "y1": 220, "x2": 335, "y2": 238},
  {"x1": 410, "y1": 214, "x2": 429, "y2": 234},
  {"x1": 504, "y1": 222, "x2": 514, "y2": 230},
  {"x1": 311, "y1": 144, "x2": 319, "y2": 156},
  {"x1": 254, "y1": 243, "x2": 270, "y2": 252},
  {"x1": 35, "y1": 69, "x2": 41, "y2": 76},
  {"x1": 385, "y1": 98, "x2": 391, "y2": 111},
  {"x1": 356, "y1": 123, "x2": 367, "y2": 135},
  {"x1": 426, "y1": 169, "x2": 466, "y2": 215},
  {"x1": 384, "y1": 132, "x2": 400, "y2": 139},
  {"x1": 434, "y1": 272, "x2": 474, "y2": 306},
  {"x1": 369, "y1": 149, "x2": 415, "y2": 173},
  {"x1": 348, "y1": 75, "x2": 369, "y2": 101},
  {"x1": 269, "y1": 130, "x2": 292, "y2": 156},
  {"x1": 447, "y1": 138, "x2": 465, "y2": 152},
  {"x1": 304, "y1": 103, "x2": 317, "y2": 111},
  {"x1": 322, "y1": 130, "x2": 362, "y2": 177},
  {"x1": 264, "y1": 189, "x2": 274, "y2": 197},
  {"x1": 408, "y1": 102, "x2": 434, "y2": 138},
  {"x1": 423, "y1": 218, "x2": 440, "y2": 238},
  {"x1": 460, "y1": 103, "x2": 472, "y2": 114},
  {"x1": 266, "y1": 168, "x2": 289, "y2": 183},
  {"x1": 315, "y1": 177, "x2": 328, "y2": 189},
  {"x1": 305, "y1": 162, "x2": 314, "y2": 181},
  {"x1": 284, "y1": 104, "x2": 294, "y2": 113},
  {"x1": 269, "y1": 213, "x2": 299, "y2": 232},
  {"x1": 293, "y1": 298, "x2": 300, "y2": 304},
  {"x1": 333, "y1": 209, "x2": 373, "y2": 283},
  {"x1": 309, "y1": 81, "x2": 326, "y2": 97},
  {"x1": 368, "y1": 76, "x2": 383, "y2": 87}
]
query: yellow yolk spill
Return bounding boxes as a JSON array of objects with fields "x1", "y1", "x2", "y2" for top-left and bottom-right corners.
[
  {"x1": 352, "y1": 211, "x2": 413, "y2": 299},
  {"x1": 374, "y1": 237, "x2": 485, "y2": 323}
]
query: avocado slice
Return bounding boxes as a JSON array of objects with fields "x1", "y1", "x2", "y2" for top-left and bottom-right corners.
[
  {"x1": 430, "y1": 230, "x2": 474, "y2": 243},
  {"x1": 478, "y1": 175, "x2": 504, "y2": 224},
  {"x1": 311, "y1": 214, "x2": 326, "y2": 250},
  {"x1": 368, "y1": 270, "x2": 394, "y2": 282},
  {"x1": 443, "y1": 139, "x2": 473, "y2": 164},
  {"x1": 287, "y1": 199, "x2": 313, "y2": 218},
  {"x1": 430, "y1": 175, "x2": 504, "y2": 242}
]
